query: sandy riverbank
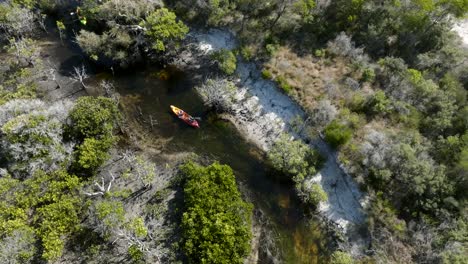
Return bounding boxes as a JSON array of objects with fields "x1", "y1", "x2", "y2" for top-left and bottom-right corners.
[{"x1": 186, "y1": 28, "x2": 369, "y2": 254}]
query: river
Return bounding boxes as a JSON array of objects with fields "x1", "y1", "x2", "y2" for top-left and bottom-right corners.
[{"x1": 42, "y1": 33, "x2": 331, "y2": 263}]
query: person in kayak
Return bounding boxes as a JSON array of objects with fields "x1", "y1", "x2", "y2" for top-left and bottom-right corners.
[
  {"x1": 178, "y1": 110, "x2": 183, "y2": 118},
  {"x1": 188, "y1": 116, "x2": 195, "y2": 123}
]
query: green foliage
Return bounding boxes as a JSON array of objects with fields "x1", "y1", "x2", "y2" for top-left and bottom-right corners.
[
  {"x1": 308, "y1": 183, "x2": 328, "y2": 206},
  {"x1": 10, "y1": 0, "x2": 35, "y2": 8},
  {"x1": 314, "y1": 48, "x2": 326, "y2": 57},
  {"x1": 268, "y1": 134, "x2": 321, "y2": 183},
  {"x1": 212, "y1": 49, "x2": 237, "y2": 75},
  {"x1": 361, "y1": 67, "x2": 375, "y2": 83},
  {"x1": 0, "y1": 84, "x2": 36, "y2": 106},
  {"x1": 265, "y1": 43, "x2": 279, "y2": 55},
  {"x1": 261, "y1": 69, "x2": 273, "y2": 79},
  {"x1": 330, "y1": 251, "x2": 353, "y2": 264},
  {"x1": 68, "y1": 96, "x2": 119, "y2": 140},
  {"x1": 141, "y1": 8, "x2": 189, "y2": 52},
  {"x1": 128, "y1": 244, "x2": 144, "y2": 262},
  {"x1": 75, "y1": 136, "x2": 113, "y2": 172},
  {"x1": 240, "y1": 45, "x2": 254, "y2": 60},
  {"x1": 369, "y1": 194, "x2": 407, "y2": 238},
  {"x1": 324, "y1": 120, "x2": 353, "y2": 148},
  {"x1": 180, "y1": 162, "x2": 253, "y2": 264},
  {"x1": 0, "y1": 170, "x2": 82, "y2": 261},
  {"x1": 56, "y1": 20, "x2": 65, "y2": 31},
  {"x1": 94, "y1": 200, "x2": 125, "y2": 236},
  {"x1": 294, "y1": 0, "x2": 317, "y2": 23},
  {"x1": 68, "y1": 97, "x2": 117, "y2": 174},
  {"x1": 276, "y1": 75, "x2": 292, "y2": 93},
  {"x1": 366, "y1": 90, "x2": 392, "y2": 116}
]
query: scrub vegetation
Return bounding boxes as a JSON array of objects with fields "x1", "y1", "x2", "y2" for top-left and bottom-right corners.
[{"x1": 0, "y1": 0, "x2": 467, "y2": 263}]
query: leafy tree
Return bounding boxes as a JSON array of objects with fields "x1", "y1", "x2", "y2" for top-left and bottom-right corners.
[
  {"x1": 211, "y1": 49, "x2": 237, "y2": 75},
  {"x1": 306, "y1": 183, "x2": 328, "y2": 207},
  {"x1": 0, "y1": 169, "x2": 83, "y2": 261},
  {"x1": 67, "y1": 96, "x2": 119, "y2": 141},
  {"x1": 324, "y1": 120, "x2": 353, "y2": 148},
  {"x1": 141, "y1": 8, "x2": 189, "y2": 52},
  {"x1": 75, "y1": 136, "x2": 113, "y2": 173},
  {"x1": 267, "y1": 134, "x2": 319, "y2": 183},
  {"x1": 366, "y1": 90, "x2": 392, "y2": 116},
  {"x1": 76, "y1": 28, "x2": 135, "y2": 65},
  {"x1": 180, "y1": 162, "x2": 252, "y2": 264}
]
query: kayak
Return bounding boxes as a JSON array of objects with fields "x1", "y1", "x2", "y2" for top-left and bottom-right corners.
[{"x1": 170, "y1": 105, "x2": 200, "y2": 128}]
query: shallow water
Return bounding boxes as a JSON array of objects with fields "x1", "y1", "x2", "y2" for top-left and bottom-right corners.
[{"x1": 46, "y1": 38, "x2": 330, "y2": 263}]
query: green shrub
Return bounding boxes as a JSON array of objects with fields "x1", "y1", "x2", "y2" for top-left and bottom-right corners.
[
  {"x1": 366, "y1": 90, "x2": 391, "y2": 115},
  {"x1": 268, "y1": 134, "x2": 321, "y2": 183},
  {"x1": 212, "y1": 49, "x2": 237, "y2": 75},
  {"x1": 324, "y1": 120, "x2": 353, "y2": 148},
  {"x1": 261, "y1": 69, "x2": 273, "y2": 79},
  {"x1": 276, "y1": 75, "x2": 292, "y2": 93},
  {"x1": 265, "y1": 43, "x2": 279, "y2": 55},
  {"x1": 308, "y1": 183, "x2": 328, "y2": 206},
  {"x1": 240, "y1": 45, "x2": 254, "y2": 60},
  {"x1": 361, "y1": 67, "x2": 375, "y2": 83},
  {"x1": 67, "y1": 96, "x2": 119, "y2": 141},
  {"x1": 141, "y1": 8, "x2": 189, "y2": 52},
  {"x1": 330, "y1": 251, "x2": 353, "y2": 264},
  {"x1": 314, "y1": 48, "x2": 326, "y2": 58},
  {"x1": 75, "y1": 136, "x2": 114, "y2": 173},
  {"x1": 180, "y1": 162, "x2": 252, "y2": 264},
  {"x1": 128, "y1": 244, "x2": 144, "y2": 262}
]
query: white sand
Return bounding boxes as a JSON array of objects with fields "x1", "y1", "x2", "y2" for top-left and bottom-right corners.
[{"x1": 453, "y1": 19, "x2": 468, "y2": 48}]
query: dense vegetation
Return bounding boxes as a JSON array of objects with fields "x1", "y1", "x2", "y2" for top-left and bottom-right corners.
[
  {"x1": 0, "y1": 0, "x2": 467, "y2": 263},
  {"x1": 169, "y1": 0, "x2": 468, "y2": 262},
  {"x1": 180, "y1": 162, "x2": 253, "y2": 264}
]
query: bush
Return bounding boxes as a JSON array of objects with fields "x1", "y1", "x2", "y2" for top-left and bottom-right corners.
[
  {"x1": 212, "y1": 49, "x2": 237, "y2": 75},
  {"x1": 276, "y1": 75, "x2": 292, "y2": 93},
  {"x1": 141, "y1": 8, "x2": 189, "y2": 52},
  {"x1": 308, "y1": 183, "x2": 328, "y2": 206},
  {"x1": 75, "y1": 137, "x2": 114, "y2": 173},
  {"x1": 67, "y1": 96, "x2": 119, "y2": 141},
  {"x1": 366, "y1": 90, "x2": 391, "y2": 116},
  {"x1": 268, "y1": 134, "x2": 321, "y2": 183},
  {"x1": 361, "y1": 67, "x2": 375, "y2": 83},
  {"x1": 128, "y1": 244, "x2": 144, "y2": 262},
  {"x1": 330, "y1": 251, "x2": 353, "y2": 264},
  {"x1": 180, "y1": 162, "x2": 252, "y2": 264},
  {"x1": 314, "y1": 48, "x2": 326, "y2": 58},
  {"x1": 261, "y1": 69, "x2": 273, "y2": 79},
  {"x1": 240, "y1": 45, "x2": 254, "y2": 60},
  {"x1": 324, "y1": 120, "x2": 353, "y2": 148}
]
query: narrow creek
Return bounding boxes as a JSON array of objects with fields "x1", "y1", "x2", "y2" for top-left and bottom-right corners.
[{"x1": 44, "y1": 36, "x2": 331, "y2": 263}]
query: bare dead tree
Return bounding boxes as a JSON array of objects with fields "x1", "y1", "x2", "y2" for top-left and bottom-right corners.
[
  {"x1": 71, "y1": 64, "x2": 89, "y2": 89},
  {"x1": 100, "y1": 80, "x2": 121, "y2": 104},
  {"x1": 84, "y1": 173, "x2": 116, "y2": 196}
]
